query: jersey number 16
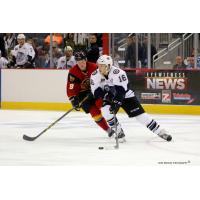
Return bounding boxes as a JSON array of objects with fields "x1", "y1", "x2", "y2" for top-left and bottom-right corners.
[{"x1": 119, "y1": 75, "x2": 127, "y2": 82}]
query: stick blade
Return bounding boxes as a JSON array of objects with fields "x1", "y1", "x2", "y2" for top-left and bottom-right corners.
[
  {"x1": 114, "y1": 145, "x2": 119, "y2": 149},
  {"x1": 23, "y1": 134, "x2": 36, "y2": 141}
]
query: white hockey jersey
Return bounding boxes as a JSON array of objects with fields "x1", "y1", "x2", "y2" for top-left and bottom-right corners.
[
  {"x1": 57, "y1": 55, "x2": 76, "y2": 69},
  {"x1": 90, "y1": 66, "x2": 135, "y2": 99},
  {"x1": 12, "y1": 43, "x2": 35, "y2": 65}
]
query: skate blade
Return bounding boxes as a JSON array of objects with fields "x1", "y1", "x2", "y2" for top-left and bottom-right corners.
[{"x1": 118, "y1": 138, "x2": 126, "y2": 143}]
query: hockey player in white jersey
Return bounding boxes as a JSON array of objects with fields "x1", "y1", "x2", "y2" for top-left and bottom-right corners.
[
  {"x1": 9, "y1": 34, "x2": 35, "y2": 68},
  {"x1": 90, "y1": 55, "x2": 172, "y2": 142},
  {"x1": 57, "y1": 46, "x2": 76, "y2": 69}
]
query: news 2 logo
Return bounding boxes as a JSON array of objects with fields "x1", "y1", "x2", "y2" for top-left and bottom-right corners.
[{"x1": 162, "y1": 90, "x2": 171, "y2": 103}]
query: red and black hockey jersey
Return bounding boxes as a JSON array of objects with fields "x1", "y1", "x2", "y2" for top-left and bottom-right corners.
[{"x1": 66, "y1": 62, "x2": 97, "y2": 98}]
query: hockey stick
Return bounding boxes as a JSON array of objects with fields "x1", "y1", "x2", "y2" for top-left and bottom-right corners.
[
  {"x1": 98, "y1": 112, "x2": 119, "y2": 150},
  {"x1": 23, "y1": 96, "x2": 88, "y2": 141},
  {"x1": 113, "y1": 113, "x2": 119, "y2": 149}
]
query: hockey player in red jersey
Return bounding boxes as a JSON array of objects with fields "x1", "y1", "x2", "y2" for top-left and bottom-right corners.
[{"x1": 66, "y1": 51, "x2": 115, "y2": 137}]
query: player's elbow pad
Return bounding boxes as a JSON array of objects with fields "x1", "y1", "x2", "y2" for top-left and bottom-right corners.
[{"x1": 114, "y1": 85, "x2": 126, "y2": 101}]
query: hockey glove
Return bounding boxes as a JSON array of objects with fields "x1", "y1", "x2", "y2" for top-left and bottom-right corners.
[
  {"x1": 24, "y1": 61, "x2": 33, "y2": 68},
  {"x1": 27, "y1": 55, "x2": 33, "y2": 62},
  {"x1": 70, "y1": 96, "x2": 80, "y2": 111},
  {"x1": 109, "y1": 99, "x2": 122, "y2": 114},
  {"x1": 87, "y1": 92, "x2": 94, "y2": 101},
  {"x1": 104, "y1": 92, "x2": 114, "y2": 103}
]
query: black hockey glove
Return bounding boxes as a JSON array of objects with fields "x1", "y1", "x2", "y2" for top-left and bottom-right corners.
[
  {"x1": 104, "y1": 92, "x2": 114, "y2": 103},
  {"x1": 87, "y1": 92, "x2": 94, "y2": 101},
  {"x1": 70, "y1": 96, "x2": 80, "y2": 111},
  {"x1": 24, "y1": 61, "x2": 33, "y2": 68},
  {"x1": 109, "y1": 99, "x2": 122, "y2": 114},
  {"x1": 27, "y1": 55, "x2": 33, "y2": 62}
]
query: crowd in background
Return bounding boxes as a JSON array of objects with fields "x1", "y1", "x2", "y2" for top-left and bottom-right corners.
[
  {"x1": 0, "y1": 33, "x2": 102, "y2": 69},
  {"x1": 172, "y1": 48, "x2": 200, "y2": 69},
  {"x1": 0, "y1": 33, "x2": 200, "y2": 69},
  {"x1": 123, "y1": 34, "x2": 200, "y2": 69},
  {"x1": 124, "y1": 34, "x2": 158, "y2": 68}
]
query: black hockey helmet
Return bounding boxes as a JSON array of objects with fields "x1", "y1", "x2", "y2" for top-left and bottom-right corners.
[{"x1": 74, "y1": 51, "x2": 87, "y2": 61}]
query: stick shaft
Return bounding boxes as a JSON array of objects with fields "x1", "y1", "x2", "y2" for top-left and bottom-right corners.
[
  {"x1": 23, "y1": 95, "x2": 89, "y2": 141},
  {"x1": 114, "y1": 113, "x2": 119, "y2": 149},
  {"x1": 35, "y1": 108, "x2": 74, "y2": 139}
]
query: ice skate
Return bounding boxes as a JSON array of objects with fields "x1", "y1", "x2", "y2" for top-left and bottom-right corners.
[
  {"x1": 108, "y1": 128, "x2": 126, "y2": 143},
  {"x1": 108, "y1": 128, "x2": 115, "y2": 137},
  {"x1": 117, "y1": 129, "x2": 126, "y2": 143},
  {"x1": 158, "y1": 129, "x2": 172, "y2": 142}
]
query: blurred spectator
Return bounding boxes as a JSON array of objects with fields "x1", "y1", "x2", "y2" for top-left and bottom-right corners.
[
  {"x1": 3, "y1": 33, "x2": 16, "y2": 54},
  {"x1": 86, "y1": 33, "x2": 100, "y2": 63},
  {"x1": 44, "y1": 53, "x2": 50, "y2": 68},
  {"x1": 186, "y1": 57, "x2": 194, "y2": 69},
  {"x1": 38, "y1": 42, "x2": 60, "y2": 68},
  {"x1": 96, "y1": 33, "x2": 103, "y2": 47},
  {"x1": 197, "y1": 56, "x2": 200, "y2": 68},
  {"x1": 64, "y1": 34, "x2": 75, "y2": 50},
  {"x1": 57, "y1": 46, "x2": 76, "y2": 69},
  {"x1": 173, "y1": 56, "x2": 187, "y2": 69},
  {"x1": 50, "y1": 42, "x2": 63, "y2": 68},
  {"x1": 9, "y1": 34, "x2": 35, "y2": 68},
  {"x1": 125, "y1": 34, "x2": 142, "y2": 68},
  {"x1": 191, "y1": 48, "x2": 200, "y2": 69},
  {"x1": 34, "y1": 44, "x2": 48, "y2": 68},
  {"x1": 27, "y1": 38, "x2": 38, "y2": 67},
  {"x1": 191, "y1": 48, "x2": 195, "y2": 57},
  {"x1": 141, "y1": 36, "x2": 157, "y2": 67},
  {"x1": 44, "y1": 33, "x2": 63, "y2": 46},
  {"x1": 0, "y1": 36, "x2": 7, "y2": 58},
  {"x1": 0, "y1": 50, "x2": 8, "y2": 68},
  {"x1": 113, "y1": 45, "x2": 120, "y2": 67}
]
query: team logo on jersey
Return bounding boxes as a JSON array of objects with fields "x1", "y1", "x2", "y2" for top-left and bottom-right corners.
[
  {"x1": 81, "y1": 78, "x2": 90, "y2": 90},
  {"x1": 92, "y1": 70, "x2": 97, "y2": 75},
  {"x1": 104, "y1": 85, "x2": 110, "y2": 92},
  {"x1": 113, "y1": 69, "x2": 120, "y2": 74},
  {"x1": 100, "y1": 78, "x2": 105, "y2": 82}
]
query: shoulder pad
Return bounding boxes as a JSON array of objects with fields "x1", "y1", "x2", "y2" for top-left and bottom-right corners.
[
  {"x1": 92, "y1": 70, "x2": 98, "y2": 75},
  {"x1": 113, "y1": 69, "x2": 120, "y2": 74}
]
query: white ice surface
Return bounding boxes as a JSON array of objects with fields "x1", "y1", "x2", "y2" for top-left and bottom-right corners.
[{"x1": 0, "y1": 110, "x2": 200, "y2": 165}]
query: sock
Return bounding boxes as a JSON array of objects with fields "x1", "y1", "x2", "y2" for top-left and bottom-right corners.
[
  {"x1": 102, "y1": 105, "x2": 123, "y2": 134},
  {"x1": 107, "y1": 117, "x2": 123, "y2": 134},
  {"x1": 135, "y1": 113, "x2": 162, "y2": 134},
  {"x1": 89, "y1": 105, "x2": 110, "y2": 133},
  {"x1": 95, "y1": 116, "x2": 110, "y2": 132}
]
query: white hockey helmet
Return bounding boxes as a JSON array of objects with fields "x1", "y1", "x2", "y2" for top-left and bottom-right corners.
[
  {"x1": 64, "y1": 46, "x2": 73, "y2": 52},
  {"x1": 17, "y1": 34, "x2": 26, "y2": 40},
  {"x1": 97, "y1": 55, "x2": 113, "y2": 72}
]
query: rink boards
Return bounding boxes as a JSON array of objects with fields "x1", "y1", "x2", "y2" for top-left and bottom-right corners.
[{"x1": 1, "y1": 69, "x2": 200, "y2": 115}]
